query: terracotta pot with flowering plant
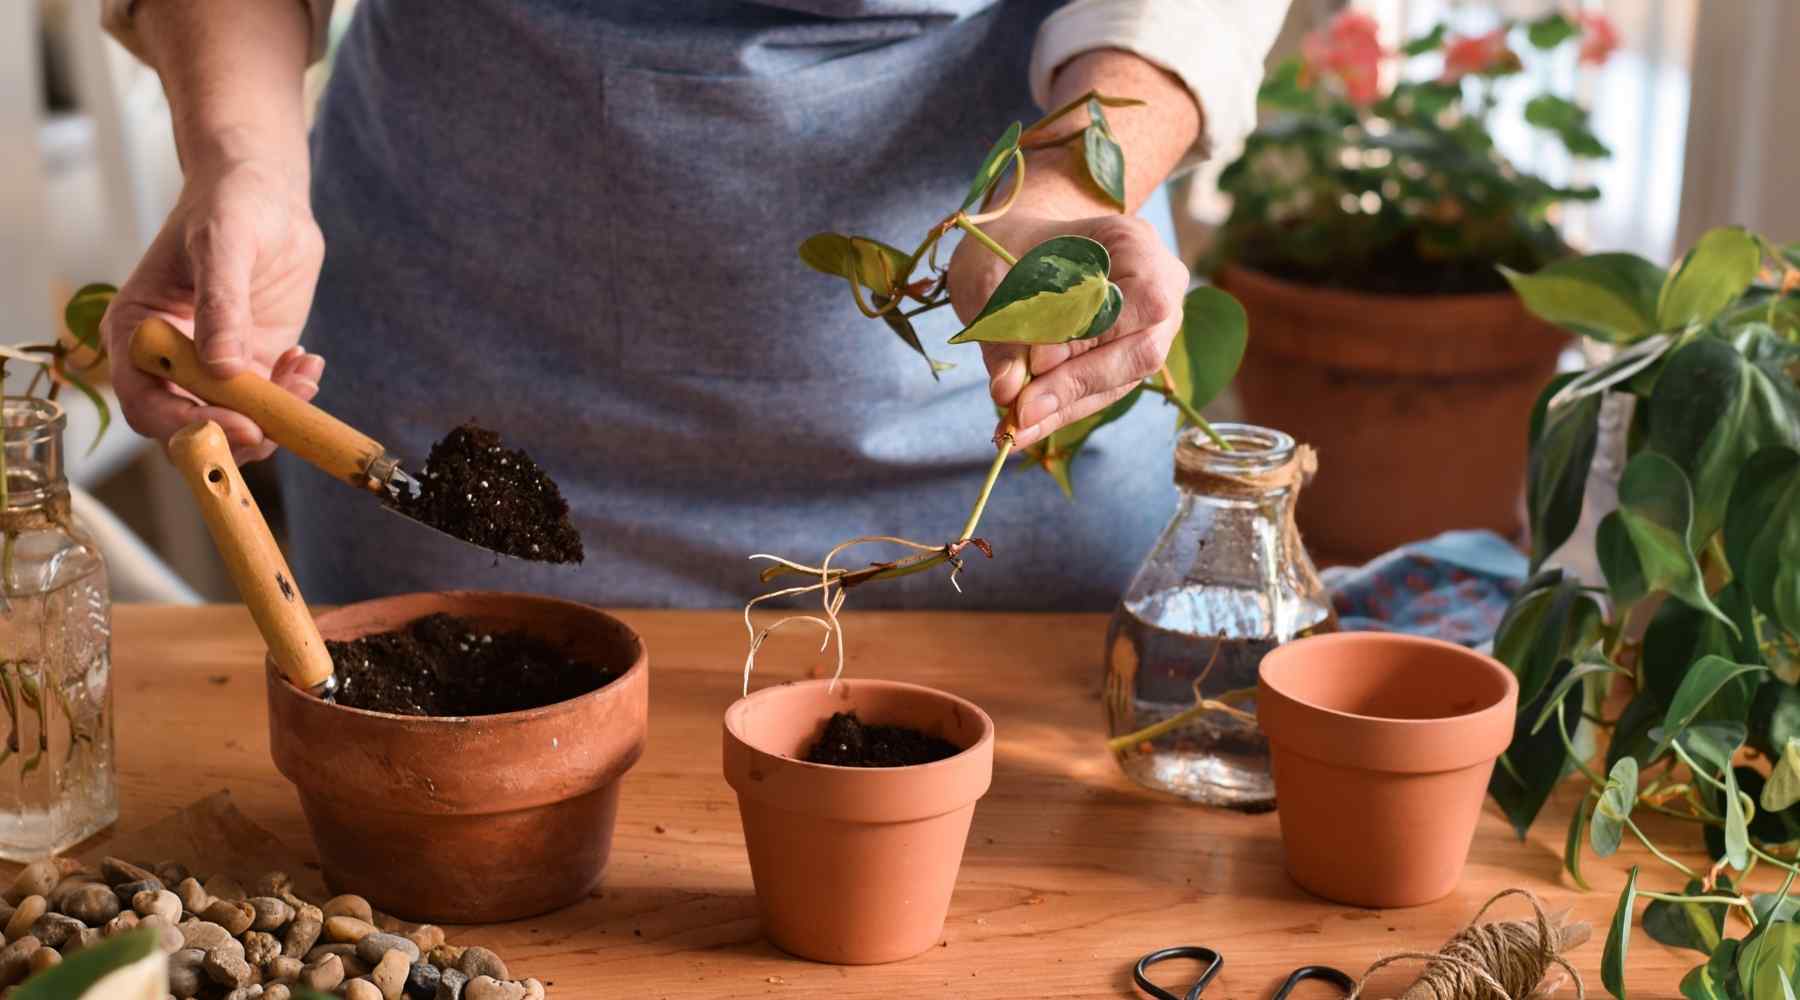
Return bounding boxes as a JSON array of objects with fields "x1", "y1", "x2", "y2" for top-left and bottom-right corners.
[{"x1": 1207, "y1": 9, "x2": 1619, "y2": 564}]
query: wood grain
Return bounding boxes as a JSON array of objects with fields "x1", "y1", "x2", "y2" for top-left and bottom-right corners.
[{"x1": 81, "y1": 606, "x2": 1715, "y2": 997}]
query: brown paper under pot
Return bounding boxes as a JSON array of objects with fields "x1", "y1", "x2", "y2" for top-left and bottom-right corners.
[
  {"x1": 1257, "y1": 632, "x2": 1517, "y2": 908},
  {"x1": 267, "y1": 591, "x2": 649, "y2": 923},
  {"x1": 723, "y1": 679, "x2": 995, "y2": 964}
]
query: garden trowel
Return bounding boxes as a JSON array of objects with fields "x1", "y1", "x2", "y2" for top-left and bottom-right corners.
[{"x1": 130, "y1": 317, "x2": 511, "y2": 558}]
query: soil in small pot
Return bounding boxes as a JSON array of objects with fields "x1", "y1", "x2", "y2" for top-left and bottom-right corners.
[
  {"x1": 387, "y1": 422, "x2": 584, "y2": 563},
  {"x1": 804, "y1": 711, "x2": 962, "y2": 767},
  {"x1": 326, "y1": 613, "x2": 616, "y2": 716}
]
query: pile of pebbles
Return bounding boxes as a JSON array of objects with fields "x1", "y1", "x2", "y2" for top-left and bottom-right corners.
[{"x1": 0, "y1": 857, "x2": 545, "y2": 999}]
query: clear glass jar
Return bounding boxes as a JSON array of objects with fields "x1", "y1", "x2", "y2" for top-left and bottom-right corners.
[
  {"x1": 0, "y1": 397, "x2": 116, "y2": 858},
  {"x1": 1104, "y1": 423, "x2": 1335, "y2": 811}
]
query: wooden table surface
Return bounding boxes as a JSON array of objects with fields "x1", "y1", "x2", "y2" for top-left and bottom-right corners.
[{"x1": 97, "y1": 605, "x2": 1705, "y2": 998}]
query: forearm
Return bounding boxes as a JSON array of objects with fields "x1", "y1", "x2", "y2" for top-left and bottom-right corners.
[
  {"x1": 1010, "y1": 48, "x2": 1202, "y2": 218},
  {"x1": 133, "y1": 0, "x2": 312, "y2": 173}
]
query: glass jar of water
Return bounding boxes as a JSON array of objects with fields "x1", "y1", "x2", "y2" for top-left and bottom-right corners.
[
  {"x1": 1104, "y1": 423, "x2": 1334, "y2": 811},
  {"x1": 0, "y1": 397, "x2": 116, "y2": 858}
]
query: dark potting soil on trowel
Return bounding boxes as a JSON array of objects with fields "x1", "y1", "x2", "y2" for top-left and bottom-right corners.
[
  {"x1": 805, "y1": 711, "x2": 962, "y2": 767},
  {"x1": 327, "y1": 613, "x2": 615, "y2": 716},
  {"x1": 387, "y1": 422, "x2": 584, "y2": 563}
]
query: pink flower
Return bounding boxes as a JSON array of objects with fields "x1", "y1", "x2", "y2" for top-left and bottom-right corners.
[
  {"x1": 1440, "y1": 28, "x2": 1519, "y2": 82},
  {"x1": 1576, "y1": 11, "x2": 1620, "y2": 66},
  {"x1": 1302, "y1": 10, "x2": 1387, "y2": 106}
]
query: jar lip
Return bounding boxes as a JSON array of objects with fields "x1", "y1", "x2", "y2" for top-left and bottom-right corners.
[
  {"x1": 1178, "y1": 422, "x2": 1296, "y2": 473},
  {"x1": 2, "y1": 396, "x2": 67, "y2": 435}
]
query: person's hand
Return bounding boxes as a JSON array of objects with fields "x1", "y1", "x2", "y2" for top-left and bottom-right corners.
[
  {"x1": 947, "y1": 211, "x2": 1188, "y2": 450},
  {"x1": 102, "y1": 150, "x2": 326, "y2": 463}
]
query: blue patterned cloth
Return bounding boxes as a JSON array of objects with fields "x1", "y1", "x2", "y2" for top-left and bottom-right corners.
[{"x1": 1320, "y1": 530, "x2": 1528, "y2": 647}]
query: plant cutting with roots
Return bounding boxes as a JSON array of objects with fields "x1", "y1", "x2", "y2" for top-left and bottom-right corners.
[
  {"x1": 741, "y1": 93, "x2": 1248, "y2": 693},
  {"x1": 1490, "y1": 227, "x2": 1800, "y2": 998}
]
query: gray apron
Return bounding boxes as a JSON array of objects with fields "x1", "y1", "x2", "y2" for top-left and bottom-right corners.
[{"x1": 284, "y1": 0, "x2": 1179, "y2": 609}]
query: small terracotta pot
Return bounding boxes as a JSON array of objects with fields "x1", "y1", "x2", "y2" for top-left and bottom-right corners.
[
  {"x1": 722, "y1": 679, "x2": 994, "y2": 964},
  {"x1": 268, "y1": 591, "x2": 648, "y2": 923},
  {"x1": 1217, "y1": 266, "x2": 1567, "y2": 564},
  {"x1": 1257, "y1": 632, "x2": 1517, "y2": 908}
]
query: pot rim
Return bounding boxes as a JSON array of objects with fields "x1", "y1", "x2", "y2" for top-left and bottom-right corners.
[
  {"x1": 273, "y1": 589, "x2": 647, "y2": 725},
  {"x1": 1259, "y1": 632, "x2": 1516, "y2": 727},
  {"x1": 1214, "y1": 263, "x2": 1531, "y2": 307},
  {"x1": 725, "y1": 677, "x2": 995, "y2": 772}
]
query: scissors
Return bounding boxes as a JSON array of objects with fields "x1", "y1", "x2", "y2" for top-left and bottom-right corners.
[{"x1": 1133, "y1": 946, "x2": 1355, "y2": 1000}]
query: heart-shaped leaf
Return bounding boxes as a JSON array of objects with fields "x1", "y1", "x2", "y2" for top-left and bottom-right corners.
[
  {"x1": 1678, "y1": 939, "x2": 1740, "y2": 1000},
  {"x1": 62, "y1": 282, "x2": 115, "y2": 353},
  {"x1": 1590, "y1": 756, "x2": 1639, "y2": 857},
  {"x1": 1495, "y1": 571, "x2": 1605, "y2": 708},
  {"x1": 1501, "y1": 252, "x2": 1666, "y2": 343},
  {"x1": 798, "y1": 233, "x2": 912, "y2": 294},
  {"x1": 949, "y1": 236, "x2": 1117, "y2": 345},
  {"x1": 1660, "y1": 226, "x2": 1763, "y2": 329},
  {"x1": 1766, "y1": 739, "x2": 1800, "y2": 813},
  {"x1": 1164, "y1": 286, "x2": 1247, "y2": 425},
  {"x1": 1025, "y1": 387, "x2": 1144, "y2": 498},
  {"x1": 1492, "y1": 655, "x2": 1589, "y2": 837},
  {"x1": 1657, "y1": 665, "x2": 1763, "y2": 764},
  {"x1": 1597, "y1": 452, "x2": 1736, "y2": 632},
  {"x1": 14, "y1": 927, "x2": 160, "y2": 1000},
  {"x1": 1083, "y1": 99, "x2": 1126, "y2": 209},
  {"x1": 1753, "y1": 683, "x2": 1800, "y2": 759},
  {"x1": 1528, "y1": 373, "x2": 1602, "y2": 568},
  {"x1": 1603, "y1": 867, "x2": 1638, "y2": 998},
  {"x1": 1642, "y1": 592, "x2": 1761, "y2": 717},
  {"x1": 1531, "y1": 652, "x2": 1617, "y2": 735},
  {"x1": 962, "y1": 122, "x2": 1023, "y2": 211},
  {"x1": 1739, "y1": 922, "x2": 1800, "y2": 1000},
  {"x1": 1726, "y1": 446, "x2": 1800, "y2": 637},
  {"x1": 1645, "y1": 877, "x2": 1731, "y2": 955}
]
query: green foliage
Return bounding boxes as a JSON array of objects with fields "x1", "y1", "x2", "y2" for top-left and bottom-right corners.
[
  {"x1": 1164, "y1": 287, "x2": 1248, "y2": 424},
  {"x1": 1213, "y1": 13, "x2": 1610, "y2": 294},
  {"x1": 948, "y1": 237, "x2": 1118, "y2": 345},
  {"x1": 1497, "y1": 229, "x2": 1800, "y2": 1000},
  {"x1": 15, "y1": 927, "x2": 159, "y2": 999},
  {"x1": 1082, "y1": 99, "x2": 1126, "y2": 209},
  {"x1": 962, "y1": 122, "x2": 1022, "y2": 211}
]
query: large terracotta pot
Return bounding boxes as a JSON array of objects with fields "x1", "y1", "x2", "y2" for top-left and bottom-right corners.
[
  {"x1": 1257, "y1": 632, "x2": 1517, "y2": 908},
  {"x1": 267, "y1": 591, "x2": 649, "y2": 923},
  {"x1": 1216, "y1": 266, "x2": 1567, "y2": 565},
  {"x1": 723, "y1": 679, "x2": 994, "y2": 964}
]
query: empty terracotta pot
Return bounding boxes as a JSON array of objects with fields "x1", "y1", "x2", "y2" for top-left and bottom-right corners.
[
  {"x1": 1257, "y1": 632, "x2": 1517, "y2": 908},
  {"x1": 722, "y1": 679, "x2": 994, "y2": 964},
  {"x1": 267, "y1": 591, "x2": 648, "y2": 922}
]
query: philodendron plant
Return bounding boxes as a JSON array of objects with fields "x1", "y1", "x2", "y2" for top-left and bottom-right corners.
[
  {"x1": 1490, "y1": 226, "x2": 1800, "y2": 998},
  {"x1": 0, "y1": 283, "x2": 114, "y2": 509},
  {"x1": 742, "y1": 94, "x2": 1247, "y2": 686}
]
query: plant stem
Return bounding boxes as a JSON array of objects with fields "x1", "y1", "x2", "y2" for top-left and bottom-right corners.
[
  {"x1": 1639, "y1": 890, "x2": 1752, "y2": 909},
  {"x1": 1750, "y1": 844, "x2": 1800, "y2": 875},
  {"x1": 959, "y1": 436, "x2": 1013, "y2": 541},
  {"x1": 1624, "y1": 816, "x2": 1698, "y2": 879},
  {"x1": 1556, "y1": 701, "x2": 1607, "y2": 788},
  {"x1": 1143, "y1": 381, "x2": 1230, "y2": 450},
  {"x1": 1105, "y1": 691, "x2": 1256, "y2": 754},
  {"x1": 955, "y1": 216, "x2": 1018, "y2": 267}
]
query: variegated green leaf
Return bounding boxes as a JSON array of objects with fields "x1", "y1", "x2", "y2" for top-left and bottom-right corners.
[{"x1": 949, "y1": 237, "x2": 1117, "y2": 345}]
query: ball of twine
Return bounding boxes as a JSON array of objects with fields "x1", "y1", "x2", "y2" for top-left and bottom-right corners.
[{"x1": 1349, "y1": 889, "x2": 1586, "y2": 1000}]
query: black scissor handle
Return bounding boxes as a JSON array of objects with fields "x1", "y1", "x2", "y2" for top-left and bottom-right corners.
[
  {"x1": 1133, "y1": 946, "x2": 1224, "y2": 1000},
  {"x1": 1273, "y1": 965, "x2": 1356, "y2": 998}
]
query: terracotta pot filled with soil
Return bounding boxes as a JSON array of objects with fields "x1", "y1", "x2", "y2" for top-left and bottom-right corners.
[
  {"x1": 1216, "y1": 266, "x2": 1567, "y2": 565},
  {"x1": 267, "y1": 591, "x2": 647, "y2": 923},
  {"x1": 1257, "y1": 632, "x2": 1517, "y2": 908},
  {"x1": 722, "y1": 679, "x2": 994, "y2": 965}
]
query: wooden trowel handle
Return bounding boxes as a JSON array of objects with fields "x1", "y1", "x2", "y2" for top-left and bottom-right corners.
[
  {"x1": 132, "y1": 317, "x2": 391, "y2": 491},
  {"x1": 169, "y1": 421, "x2": 335, "y2": 693}
]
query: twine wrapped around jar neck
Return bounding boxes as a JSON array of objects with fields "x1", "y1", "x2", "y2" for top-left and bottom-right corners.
[{"x1": 1172, "y1": 425, "x2": 1324, "y2": 597}]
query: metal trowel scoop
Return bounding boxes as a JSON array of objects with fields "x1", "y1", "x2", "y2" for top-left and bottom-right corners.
[
  {"x1": 168, "y1": 420, "x2": 337, "y2": 700},
  {"x1": 131, "y1": 317, "x2": 511, "y2": 559}
]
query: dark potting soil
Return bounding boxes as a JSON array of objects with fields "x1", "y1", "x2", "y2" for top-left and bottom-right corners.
[
  {"x1": 387, "y1": 422, "x2": 584, "y2": 564},
  {"x1": 805, "y1": 712, "x2": 962, "y2": 767},
  {"x1": 327, "y1": 613, "x2": 615, "y2": 716}
]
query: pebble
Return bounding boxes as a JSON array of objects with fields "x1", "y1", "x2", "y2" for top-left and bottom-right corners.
[
  {"x1": 359, "y1": 932, "x2": 421, "y2": 965},
  {"x1": 427, "y1": 944, "x2": 464, "y2": 969},
  {"x1": 244, "y1": 930, "x2": 280, "y2": 966},
  {"x1": 168, "y1": 947, "x2": 206, "y2": 999},
  {"x1": 27, "y1": 947, "x2": 58, "y2": 974},
  {"x1": 464, "y1": 976, "x2": 525, "y2": 1000},
  {"x1": 6, "y1": 861, "x2": 60, "y2": 903},
  {"x1": 323, "y1": 894, "x2": 374, "y2": 923},
  {"x1": 204, "y1": 898, "x2": 257, "y2": 936},
  {"x1": 522, "y1": 980, "x2": 544, "y2": 1000},
  {"x1": 283, "y1": 903, "x2": 323, "y2": 957},
  {"x1": 0, "y1": 935, "x2": 39, "y2": 988},
  {"x1": 346, "y1": 978, "x2": 383, "y2": 1000},
  {"x1": 47, "y1": 876, "x2": 101, "y2": 914},
  {"x1": 153, "y1": 861, "x2": 191, "y2": 886},
  {"x1": 249, "y1": 896, "x2": 295, "y2": 932},
  {"x1": 65, "y1": 926, "x2": 101, "y2": 954},
  {"x1": 29, "y1": 913, "x2": 85, "y2": 949},
  {"x1": 100, "y1": 857, "x2": 159, "y2": 887},
  {"x1": 133, "y1": 887, "x2": 182, "y2": 922},
  {"x1": 407, "y1": 925, "x2": 446, "y2": 953},
  {"x1": 112, "y1": 876, "x2": 163, "y2": 908},
  {"x1": 404, "y1": 962, "x2": 442, "y2": 1000},
  {"x1": 175, "y1": 877, "x2": 210, "y2": 915},
  {"x1": 62, "y1": 882, "x2": 120, "y2": 925},
  {"x1": 205, "y1": 945, "x2": 255, "y2": 987},
  {"x1": 434, "y1": 968, "x2": 467, "y2": 1000},
  {"x1": 371, "y1": 949, "x2": 410, "y2": 999},
  {"x1": 306, "y1": 943, "x2": 357, "y2": 963},
  {"x1": 266, "y1": 955, "x2": 302, "y2": 981},
  {"x1": 223, "y1": 987, "x2": 265, "y2": 1000},
  {"x1": 4, "y1": 895, "x2": 44, "y2": 940},
  {"x1": 0, "y1": 898, "x2": 14, "y2": 927},
  {"x1": 252, "y1": 871, "x2": 291, "y2": 899},
  {"x1": 204, "y1": 874, "x2": 248, "y2": 901},
  {"x1": 179, "y1": 918, "x2": 236, "y2": 952},
  {"x1": 456, "y1": 947, "x2": 508, "y2": 981},
  {"x1": 102, "y1": 911, "x2": 140, "y2": 938},
  {"x1": 139, "y1": 913, "x2": 185, "y2": 954},
  {"x1": 265, "y1": 985, "x2": 291, "y2": 1000},
  {"x1": 301, "y1": 953, "x2": 345, "y2": 991},
  {"x1": 343, "y1": 953, "x2": 373, "y2": 978},
  {"x1": 326, "y1": 915, "x2": 377, "y2": 943}
]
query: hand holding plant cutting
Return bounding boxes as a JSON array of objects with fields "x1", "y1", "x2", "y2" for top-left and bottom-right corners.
[{"x1": 1488, "y1": 226, "x2": 1800, "y2": 998}]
